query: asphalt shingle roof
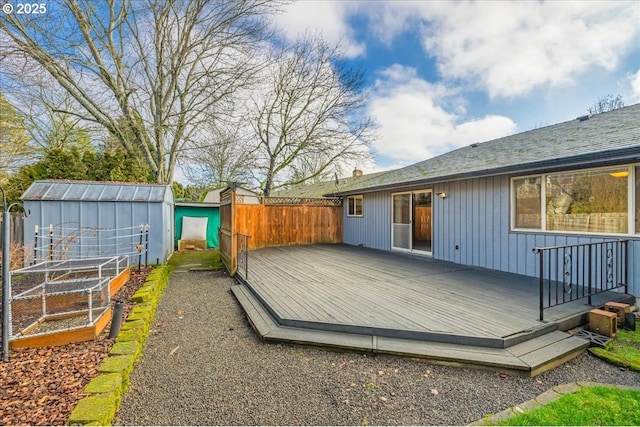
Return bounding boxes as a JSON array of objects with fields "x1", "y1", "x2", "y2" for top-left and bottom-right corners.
[
  {"x1": 272, "y1": 171, "x2": 386, "y2": 198},
  {"x1": 331, "y1": 103, "x2": 640, "y2": 195}
]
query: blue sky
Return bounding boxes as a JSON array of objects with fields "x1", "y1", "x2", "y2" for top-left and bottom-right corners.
[{"x1": 274, "y1": 1, "x2": 640, "y2": 173}]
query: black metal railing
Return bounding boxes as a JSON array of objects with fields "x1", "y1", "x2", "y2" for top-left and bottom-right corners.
[
  {"x1": 236, "y1": 233, "x2": 250, "y2": 280},
  {"x1": 533, "y1": 240, "x2": 628, "y2": 321}
]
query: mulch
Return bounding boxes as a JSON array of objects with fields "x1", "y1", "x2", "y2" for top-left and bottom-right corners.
[{"x1": 0, "y1": 267, "x2": 150, "y2": 426}]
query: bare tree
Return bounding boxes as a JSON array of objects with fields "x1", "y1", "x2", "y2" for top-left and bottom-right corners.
[
  {"x1": 0, "y1": 0, "x2": 279, "y2": 183},
  {"x1": 0, "y1": 93, "x2": 32, "y2": 181},
  {"x1": 21, "y1": 94, "x2": 94, "y2": 152},
  {"x1": 179, "y1": 121, "x2": 255, "y2": 187},
  {"x1": 248, "y1": 35, "x2": 374, "y2": 196},
  {"x1": 588, "y1": 94, "x2": 625, "y2": 115}
]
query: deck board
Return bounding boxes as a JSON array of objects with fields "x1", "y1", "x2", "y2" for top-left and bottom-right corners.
[
  {"x1": 243, "y1": 245, "x2": 559, "y2": 342},
  {"x1": 231, "y1": 281, "x2": 590, "y2": 375},
  {"x1": 238, "y1": 244, "x2": 631, "y2": 350},
  {"x1": 231, "y1": 241, "x2": 624, "y2": 376}
]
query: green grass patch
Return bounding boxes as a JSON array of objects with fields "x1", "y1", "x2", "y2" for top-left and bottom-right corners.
[
  {"x1": 589, "y1": 327, "x2": 640, "y2": 371},
  {"x1": 167, "y1": 250, "x2": 223, "y2": 270},
  {"x1": 497, "y1": 386, "x2": 640, "y2": 426}
]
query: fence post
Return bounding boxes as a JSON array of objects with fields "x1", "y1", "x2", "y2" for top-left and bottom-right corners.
[
  {"x1": 144, "y1": 224, "x2": 149, "y2": 267},
  {"x1": 2, "y1": 210, "x2": 11, "y2": 361},
  {"x1": 33, "y1": 225, "x2": 39, "y2": 264},
  {"x1": 137, "y1": 224, "x2": 143, "y2": 272},
  {"x1": 48, "y1": 224, "x2": 54, "y2": 260},
  {"x1": 537, "y1": 248, "x2": 544, "y2": 321},
  {"x1": 587, "y1": 245, "x2": 596, "y2": 305},
  {"x1": 623, "y1": 240, "x2": 628, "y2": 294},
  {"x1": 231, "y1": 189, "x2": 237, "y2": 275}
]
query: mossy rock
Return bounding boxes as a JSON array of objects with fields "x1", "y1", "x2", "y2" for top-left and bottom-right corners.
[
  {"x1": 132, "y1": 300, "x2": 155, "y2": 310},
  {"x1": 121, "y1": 319, "x2": 148, "y2": 333},
  {"x1": 131, "y1": 303, "x2": 157, "y2": 320},
  {"x1": 84, "y1": 373, "x2": 122, "y2": 396},
  {"x1": 67, "y1": 393, "x2": 117, "y2": 426},
  {"x1": 115, "y1": 328, "x2": 146, "y2": 344},
  {"x1": 146, "y1": 268, "x2": 168, "y2": 282},
  {"x1": 98, "y1": 355, "x2": 135, "y2": 376},
  {"x1": 131, "y1": 304, "x2": 153, "y2": 317},
  {"x1": 97, "y1": 355, "x2": 136, "y2": 392},
  {"x1": 109, "y1": 340, "x2": 140, "y2": 358},
  {"x1": 146, "y1": 268, "x2": 164, "y2": 278},
  {"x1": 126, "y1": 311, "x2": 151, "y2": 323},
  {"x1": 131, "y1": 289, "x2": 152, "y2": 303}
]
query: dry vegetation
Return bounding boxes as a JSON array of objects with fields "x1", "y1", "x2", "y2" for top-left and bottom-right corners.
[{"x1": 0, "y1": 242, "x2": 28, "y2": 272}]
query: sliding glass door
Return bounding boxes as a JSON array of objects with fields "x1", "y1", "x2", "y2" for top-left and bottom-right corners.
[
  {"x1": 391, "y1": 190, "x2": 432, "y2": 254},
  {"x1": 392, "y1": 193, "x2": 411, "y2": 250}
]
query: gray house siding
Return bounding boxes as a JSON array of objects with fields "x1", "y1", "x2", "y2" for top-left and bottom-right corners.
[
  {"x1": 343, "y1": 175, "x2": 639, "y2": 296},
  {"x1": 343, "y1": 191, "x2": 391, "y2": 249}
]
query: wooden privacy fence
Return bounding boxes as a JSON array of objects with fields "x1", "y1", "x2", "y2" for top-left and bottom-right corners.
[
  {"x1": 219, "y1": 188, "x2": 342, "y2": 275},
  {"x1": 0, "y1": 212, "x2": 24, "y2": 246},
  {"x1": 413, "y1": 206, "x2": 432, "y2": 241}
]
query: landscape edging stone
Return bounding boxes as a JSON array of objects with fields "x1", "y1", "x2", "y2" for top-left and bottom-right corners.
[{"x1": 67, "y1": 265, "x2": 171, "y2": 426}]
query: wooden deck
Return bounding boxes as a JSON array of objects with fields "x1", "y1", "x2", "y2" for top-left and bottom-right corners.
[{"x1": 231, "y1": 244, "x2": 633, "y2": 376}]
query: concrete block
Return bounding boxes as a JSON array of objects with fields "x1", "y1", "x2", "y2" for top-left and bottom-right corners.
[
  {"x1": 604, "y1": 302, "x2": 631, "y2": 325},
  {"x1": 588, "y1": 309, "x2": 618, "y2": 338}
]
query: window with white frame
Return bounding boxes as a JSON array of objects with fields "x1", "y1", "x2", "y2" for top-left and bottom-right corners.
[
  {"x1": 347, "y1": 195, "x2": 363, "y2": 217},
  {"x1": 636, "y1": 166, "x2": 640, "y2": 234},
  {"x1": 512, "y1": 165, "x2": 637, "y2": 235}
]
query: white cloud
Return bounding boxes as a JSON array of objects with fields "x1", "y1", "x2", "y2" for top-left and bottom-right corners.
[
  {"x1": 273, "y1": 1, "x2": 365, "y2": 58},
  {"x1": 629, "y1": 69, "x2": 640, "y2": 102},
  {"x1": 368, "y1": 65, "x2": 516, "y2": 164},
  {"x1": 369, "y1": 1, "x2": 640, "y2": 98}
]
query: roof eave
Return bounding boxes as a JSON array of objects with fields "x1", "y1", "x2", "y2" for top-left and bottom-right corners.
[{"x1": 328, "y1": 146, "x2": 640, "y2": 196}]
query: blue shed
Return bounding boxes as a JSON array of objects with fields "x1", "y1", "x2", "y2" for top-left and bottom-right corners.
[{"x1": 21, "y1": 180, "x2": 174, "y2": 264}]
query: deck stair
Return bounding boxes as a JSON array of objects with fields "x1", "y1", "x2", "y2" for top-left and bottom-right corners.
[{"x1": 231, "y1": 282, "x2": 590, "y2": 378}]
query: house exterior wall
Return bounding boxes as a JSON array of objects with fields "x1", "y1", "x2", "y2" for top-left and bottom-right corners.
[
  {"x1": 343, "y1": 190, "x2": 391, "y2": 249},
  {"x1": 343, "y1": 175, "x2": 639, "y2": 296}
]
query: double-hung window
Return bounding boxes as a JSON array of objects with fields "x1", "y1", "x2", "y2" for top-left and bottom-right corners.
[
  {"x1": 347, "y1": 195, "x2": 363, "y2": 217},
  {"x1": 512, "y1": 165, "x2": 638, "y2": 235}
]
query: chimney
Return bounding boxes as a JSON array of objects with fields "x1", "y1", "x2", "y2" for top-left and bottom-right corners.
[{"x1": 353, "y1": 168, "x2": 363, "y2": 178}]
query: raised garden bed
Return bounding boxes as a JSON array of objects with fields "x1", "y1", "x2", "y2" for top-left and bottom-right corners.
[{"x1": 0, "y1": 267, "x2": 150, "y2": 426}]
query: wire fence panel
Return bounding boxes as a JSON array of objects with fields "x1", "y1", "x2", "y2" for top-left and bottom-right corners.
[
  {"x1": 29, "y1": 223, "x2": 149, "y2": 265},
  {"x1": 5, "y1": 251, "x2": 130, "y2": 343}
]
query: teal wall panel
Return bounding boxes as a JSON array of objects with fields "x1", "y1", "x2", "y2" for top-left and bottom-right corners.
[{"x1": 174, "y1": 205, "x2": 220, "y2": 248}]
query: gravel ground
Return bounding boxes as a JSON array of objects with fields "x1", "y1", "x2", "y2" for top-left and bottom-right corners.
[{"x1": 115, "y1": 270, "x2": 640, "y2": 426}]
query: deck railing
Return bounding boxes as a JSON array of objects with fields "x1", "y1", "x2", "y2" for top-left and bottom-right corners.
[
  {"x1": 236, "y1": 233, "x2": 250, "y2": 280},
  {"x1": 532, "y1": 240, "x2": 628, "y2": 321}
]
